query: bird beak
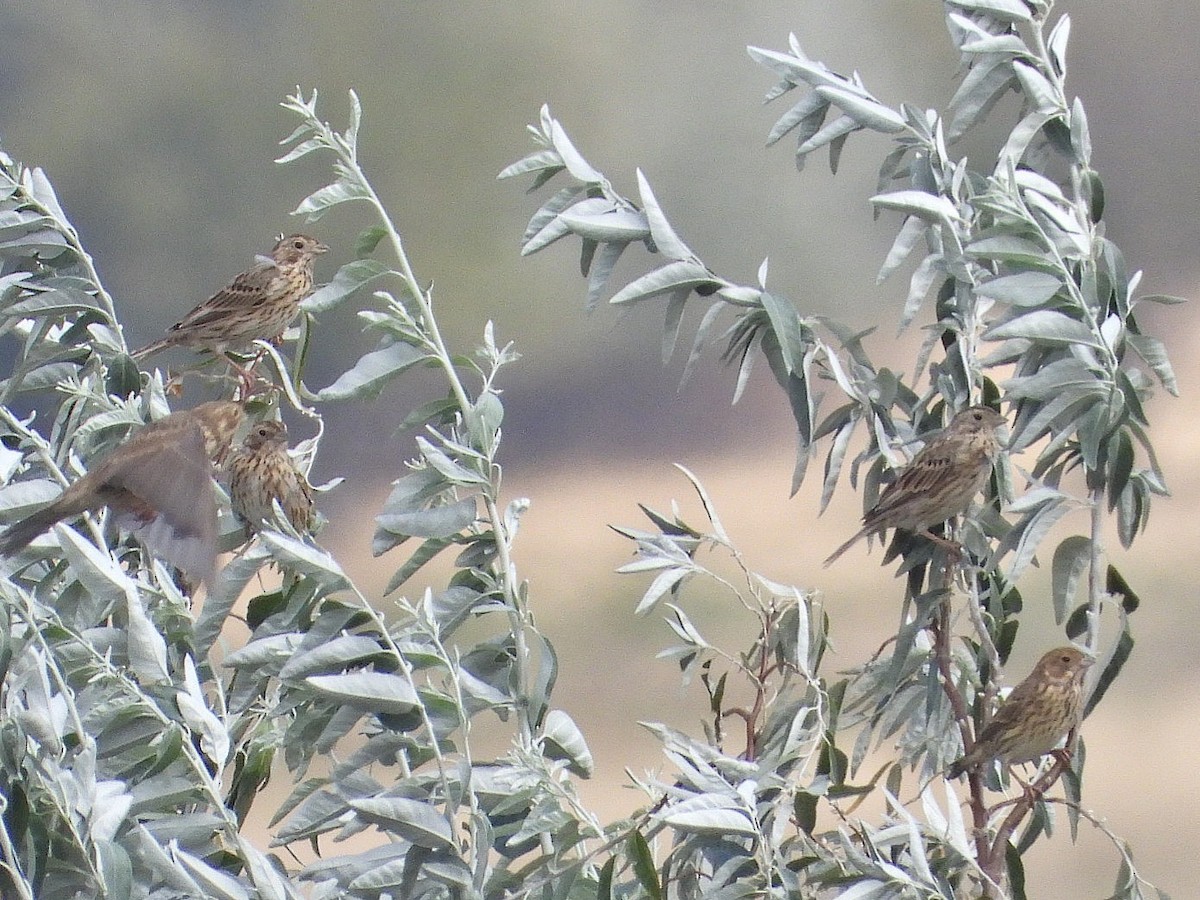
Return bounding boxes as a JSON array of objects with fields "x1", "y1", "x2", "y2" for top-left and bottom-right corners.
[{"x1": 315, "y1": 240, "x2": 330, "y2": 254}]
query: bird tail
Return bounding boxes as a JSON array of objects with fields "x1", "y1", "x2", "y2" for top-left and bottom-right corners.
[
  {"x1": 823, "y1": 527, "x2": 868, "y2": 567},
  {"x1": 130, "y1": 338, "x2": 170, "y2": 360},
  {"x1": 0, "y1": 505, "x2": 72, "y2": 556}
]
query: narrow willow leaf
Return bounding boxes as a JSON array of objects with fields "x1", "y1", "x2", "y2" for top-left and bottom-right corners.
[
  {"x1": 950, "y1": 0, "x2": 1032, "y2": 23},
  {"x1": 764, "y1": 92, "x2": 829, "y2": 147},
  {"x1": 662, "y1": 287, "x2": 688, "y2": 365},
  {"x1": 260, "y1": 533, "x2": 352, "y2": 592},
  {"x1": 626, "y1": 830, "x2": 664, "y2": 900},
  {"x1": 279, "y1": 635, "x2": 385, "y2": 680},
  {"x1": 660, "y1": 803, "x2": 756, "y2": 836},
  {"x1": 975, "y1": 271, "x2": 1062, "y2": 306},
  {"x1": 558, "y1": 200, "x2": 649, "y2": 243},
  {"x1": 1050, "y1": 536, "x2": 1091, "y2": 625},
  {"x1": 636, "y1": 169, "x2": 693, "y2": 261},
  {"x1": 542, "y1": 709, "x2": 594, "y2": 777},
  {"x1": 317, "y1": 342, "x2": 428, "y2": 401},
  {"x1": 1012, "y1": 60, "x2": 1059, "y2": 113},
  {"x1": 876, "y1": 215, "x2": 926, "y2": 284},
  {"x1": 984, "y1": 310, "x2": 1101, "y2": 347},
  {"x1": 124, "y1": 585, "x2": 170, "y2": 686},
  {"x1": 634, "y1": 567, "x2": 690, "y2": 616},
  {"x1": 759, "y1": 291, "x2": 806, "y2": 375},
  {"x1": 497, "y1": 149, "x2": 564, "y2": 181},
  {"x1": 54, "y1": 525, "x2": 130, "y2": 605},
  {"x1": 796, "y1": 113, "x2": 858, "y2": 157},
  {"x1": 376, "y1": 497, "x2": 476, "y2": 541},
  {"x1": 306, "y1": 672, "x2": 419, "y2": 714},
  {"x1": 586, "y1": 240, "x2": 628, "y2": 310},
  {"x1": 303, "y1": 259, "x2": 391, "y2": 313},
  {"x1": 871, "y1": 190, "x2": 959, "y2": 225},
  {"x1": 815, "y1": 85, "x2": 905, "y2": 132},
  {"x1": 293, "y1": 178, "x2": 370, "y2": 221},
  {"x1": 609, "y1": 260, "x2": 715, "y2": 305},
  {"x1": 548, "y1": 119, "x2": 602, "y2": 184},
  {"x1": 379, "y1": 540, "x2": 450, "y2": 594},
  {"x1": 1125, "y1": 334, "x2": 1178, "y2": 396},
  {"x1": 349, "y1": 797, "x2": 455, "y2": 850},
  {"x1": 1083, "y1": 627, "x2": 1132, "y2": 718}
]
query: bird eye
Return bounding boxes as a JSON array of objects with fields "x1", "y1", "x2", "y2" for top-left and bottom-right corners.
[{"x1": 293, "y1": 238, "x2": 305, "y2": 250}]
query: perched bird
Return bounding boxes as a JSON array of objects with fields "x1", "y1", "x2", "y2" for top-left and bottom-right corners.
[
  {"x1": 0, "y1": 401, "x2": 244, "y2": 583},
  {"x1": 131, "y1": 234, "x2": 328, "y2": 361},
  {"x1": 823, "y1": 405, "x2": 1005, "y2": 566},
  {"x1": 947, "y1": 646, "x2": 1092, "y2": 779},
  {"x1": 226, "y1": 420, "x2": 314, "y2": 538}
]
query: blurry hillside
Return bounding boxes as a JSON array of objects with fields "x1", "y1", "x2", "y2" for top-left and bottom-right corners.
[{"x1": 0, "y1": 1, "x2": 1197, "y2": 893}]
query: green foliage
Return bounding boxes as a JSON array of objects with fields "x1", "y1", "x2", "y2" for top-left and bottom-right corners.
[
  {"x1": 0, "y1": 4, "x2": 1179, "y2": 900},
  {"x1": 503, "y1": 2, "x2": 1173, "y2": 898}
]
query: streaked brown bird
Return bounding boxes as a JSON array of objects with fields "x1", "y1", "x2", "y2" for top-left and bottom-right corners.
[
  {"x1": 823, "y1": 405, "x2": 1005, "y2": 566},
  {"x1": 131, "y1": 234, "x2": 328, "y2": 361},
  {"x1": 948, "y1": 646, "x2": 1092, "y2": 779},
  {"x1": 0, "y1": 401, "x2": 244, "y2": 583},
  {"x1": 226, "y1": 420, "x2": 314, "y2": 538}
]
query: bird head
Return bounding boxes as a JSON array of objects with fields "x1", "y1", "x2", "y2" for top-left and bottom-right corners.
[
  {"x1": 271, "y1": 234, "x2": 329, "y2": 265},
  {"x1": 1035, "y1": 646, "x2": 1094, "y2": 685},
  {"x1": 242, "y1": 419, "x2": 289, "y2": 453}
]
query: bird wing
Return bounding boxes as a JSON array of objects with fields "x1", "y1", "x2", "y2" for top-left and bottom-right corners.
[
  {"x1": 169, "y1": 262, "x2": 280, "y2": 331},
  {"x1": 102, "y1": 423, "x2": 219, "y2": 582},
  {"x1": 865, "y1": 447, "x2": 954, "y2": 522}
]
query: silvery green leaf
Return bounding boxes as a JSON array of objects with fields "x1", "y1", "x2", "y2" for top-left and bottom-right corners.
[
  {"x1": 279, "y1": 635, "x2": 385, "y2": 680},
  {"x1": 657, "y1": 796, "x2": 756, "y2": 836},
  {"x1": 984, "y1": 310, "x2": 1101, "y2": 347},
  {"x1": 636, "y1": 169, "x2": 694, "y2": 261},
  {"x1": 317, "y1": 342, "x2": 428, "y2": 401},
  {"x1": 634, "y1": 567, "x2": 691, "y2": 616},
  {"x1": 54, "y1": 525, "x2": 130, "y2": 605},
  {"x1": 548, "y1": 118, "x2": 602, "y2": 184},
  {"x1": 542, "y1": 709, "x2": 594, "y2": 777},
  {"x1": 870, "y1": 190, "x2": 959, "y2": 225},
  {"x1": 176, "y1": 655, "x2": 229, "y2": 766},
  {"x1": 376, "y1": 497, "x2": 476, "y2": 541},
  {"x1": 303, "y1": 259, "x2": 391, "y2": 313},
  {"x1": 609, "y1": 260, "x2": 716, "y2": 305},
  {"x1": 348, "y1": 797, "x2": 455, "y2": 850},
  {"x1": 261, "y1": 532, "x2": 352, "y2": 592},
  {"x1": 557, "y1": 199, "x2": 649, "y2": 243},
  {"x1": 975, "y1": 271, "x2": 1062, "y2": 306},
  {"x1": 293, "y1": 178, "x2": 370, "y2": 221},
  {"x1": 815, "y1": 85, "x2": 905, "y2": 132},
  {"x1": 947, "y1": 0, "x2": 1032, "y2": 23},
  {"x1": 306, "y1": 672, "x2": 418, "y2": 713},
  {"x1": 124, "y1": 579, "x2": 170, "y2": 686}
]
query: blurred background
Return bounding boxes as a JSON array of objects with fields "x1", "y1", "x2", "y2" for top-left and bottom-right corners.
[{"x1": 0, "y1": 1, "x2": 1196, "y2": 893}]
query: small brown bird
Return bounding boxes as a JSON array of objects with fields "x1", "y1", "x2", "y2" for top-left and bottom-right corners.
[
  {"x1": 948, "y1": 646, "x2": 1092, "y2": 779},
  {"x1": 131, "y1": 234, "x2": 328, "y2": 361},
  {"x1": 823, "y1": 405, "x2": 1005, "y2": 566},
  {"x1": 0, "y1": 401, "x2": 244, "y2": 583},
  {"x1": 226, "y1": 420, "x2": 314, "y2": 538}
]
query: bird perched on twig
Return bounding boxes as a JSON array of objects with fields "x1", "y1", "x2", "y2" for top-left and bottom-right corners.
[
  {"x1": 130, "y1": 234, "x2": 328, "y2": 364},
  {"x1": 947, "y1": 646, "x2": 1092, "y2": 779},
  {"x1": 0, "y1": 400, "x2": 244, "y2": 584},
  {"x1": 823, "y1": 405, "x2": 1005, "y2": 566},
  {"x1": 226, "y1": 419, "x2": 314, "y2": 539}
]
